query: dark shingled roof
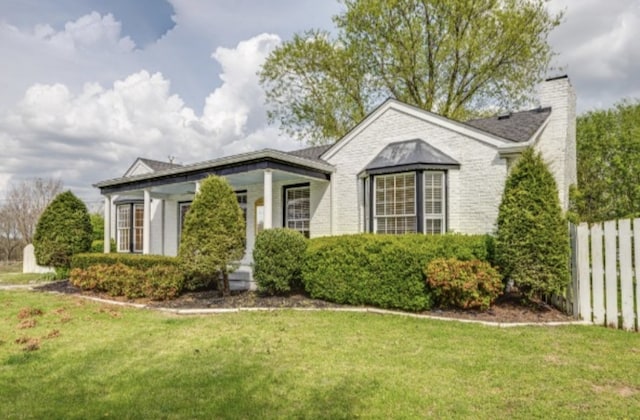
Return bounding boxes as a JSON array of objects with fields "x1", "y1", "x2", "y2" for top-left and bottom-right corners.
[
  {"x1": 138, "y1": 157, "x2": 183, "y2": 172},
  {"x1": 464, "y1": 107, "x2": 551, "y2": 143},
  {"x1": 365, "y1": 139, "x2": 459, "y2": 172},
  {"x1": 286, "y1": 144, "x2": 333, "y2": 161}
]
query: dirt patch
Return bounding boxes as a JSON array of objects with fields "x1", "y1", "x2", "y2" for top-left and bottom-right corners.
[{"x1": 35, "y1": 280, "x2": 575, "y2": 323}]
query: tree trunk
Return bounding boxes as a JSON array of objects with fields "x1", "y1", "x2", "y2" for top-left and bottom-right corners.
[{"x1": 221, "y1": 271, "x2": 230, "y2": 297}]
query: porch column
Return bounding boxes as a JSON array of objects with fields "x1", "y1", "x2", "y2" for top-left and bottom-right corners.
[
  {"x1": 143, "y1": 189, "x2": 151, "y2": 255},
  {"x1": 103, "y1": 195, "x2": 111, "y2": 253},
  {"x1": 195, "y1": 180, "x2": 201, "y2": 194},
  {"x1": 263, "y1": 170, "x2": 273, "y2": 229}
]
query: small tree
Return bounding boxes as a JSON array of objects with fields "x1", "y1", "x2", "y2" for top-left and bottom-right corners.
[
  {"x1": 495, "y1": 148, "x2": 570, "y2": 298},
  {"x1": 178, "y1": 176, "x2": 245, "y2": 295},
  {"x1": 33, "y1": 191, "x2": 92, "y2": 276}
]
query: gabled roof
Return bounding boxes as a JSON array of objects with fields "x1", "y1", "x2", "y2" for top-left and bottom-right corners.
[
  {"x1": 321, "y1": 98, "x2": 552, "y2": 161},
  {"x1": 138, "y1": 158, "x2": 183, "y2": 172},
  {"x1": 464, "y1": 107, "x2": 551, "y2": 143},
  {"x1": 124, "y1": 157, "x2": 182, "y2": 177}
]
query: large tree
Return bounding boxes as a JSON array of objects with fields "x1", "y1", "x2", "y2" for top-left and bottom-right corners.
[
  {"x1": 260, "y1": 0, "x2": 562, "y2": 145},
  {"x1": 178, "y1": 176, "x2": 245, "y2": 296},
  {"x1": 3, "y1": 177, "x2": 63, "y2": 244},
  {"x1": 570, "y1": 100, "x2": 640, "y2": 223}
]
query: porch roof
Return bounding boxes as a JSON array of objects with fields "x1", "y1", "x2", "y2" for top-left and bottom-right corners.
[{"x1": 94, "y1": 149, "x2": 335, "y2": 195}]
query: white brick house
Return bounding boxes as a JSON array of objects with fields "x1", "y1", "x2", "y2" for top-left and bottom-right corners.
[{"x1": 94, "y1": 76, "x2": 576, "y2": 287}]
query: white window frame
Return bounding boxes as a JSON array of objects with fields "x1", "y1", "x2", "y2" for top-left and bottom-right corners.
[
  {"x1": 116, "y1": 203, "x2": 144, "y2": 252},
  {"x1": 373, "y1": 172, "x2": 417, "y2": 234},
  {"x1": 284, "y1": 185, "x2": 310, "y2": 238},
  {"x1": 424, "y1": 171, "x2": 446, "y2": 234},
  {"x1": 117, "y1": 205, "x2": 131, "y2": 252}
]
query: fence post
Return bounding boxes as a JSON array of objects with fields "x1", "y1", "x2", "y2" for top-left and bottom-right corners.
[{"x1": 576, "y1": 223, "x2": 592, "y2": 322}]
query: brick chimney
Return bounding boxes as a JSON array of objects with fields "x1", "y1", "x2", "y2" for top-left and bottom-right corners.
[{"x1": 534, "y1": 75, "x2": 577, "y2": 211}]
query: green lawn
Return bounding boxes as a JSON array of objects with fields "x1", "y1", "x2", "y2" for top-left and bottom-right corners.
[
  {"x1": 0, "y1": 261, "x2": 52, "y2": 284},
  {"x1": 1, "y1": 291, "x2": 639, "y2": 419}
]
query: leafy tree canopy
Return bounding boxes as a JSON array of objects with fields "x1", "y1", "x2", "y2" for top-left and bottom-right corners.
[
  {"x1": 570, "y1": 100, "x2": 640, "y2": 223},
  {"x1": 495, "y1": 148, "x2": 570, "y2": 298},
  {"x1": 260, "y1": 0, "x2": 562, "y2": 145},
  {"x1": 33, "y1": 191, "x2": 92, "y2": 271},
  {"x1": 178, "y1": 176, "x2": 245, "y2": 295}
]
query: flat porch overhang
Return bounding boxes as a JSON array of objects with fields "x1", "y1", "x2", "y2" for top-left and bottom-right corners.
[{"x1": 93, "y1": 149, "x2": 335, "y2": 195}]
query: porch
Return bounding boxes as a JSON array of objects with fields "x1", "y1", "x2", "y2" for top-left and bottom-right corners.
[{"x1": 94, "y1": 150, "x2": 335, "y2": 289}]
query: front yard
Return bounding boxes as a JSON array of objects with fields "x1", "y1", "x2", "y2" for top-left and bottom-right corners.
[{"x1": 1, "y1": 290, "x2": 639, "y2": 418}]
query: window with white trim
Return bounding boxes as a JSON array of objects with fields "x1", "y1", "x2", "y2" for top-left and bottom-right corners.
[
  {"x1": 424, "y1": 171, "x2": 445, "y2": 234},
  {"x1": 116, "y1": 203, "x2": 144, "y2": 252},
  {"x1": 374, "y1": 172, "x2": 417, "y2": 234},
  {"x1": 284, "y1": 185, "x2": 310, "y2": 238},
  {"x1": 117, "y1": 205, "x2": 130, "y2": 252}
]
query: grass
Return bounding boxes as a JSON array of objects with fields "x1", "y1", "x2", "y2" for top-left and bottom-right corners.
[
  {"x1": 1, "y1": 291, "x2": 639, "y2": 418},
  {"x1": 0, "y1": 261, "x2": 52, "y2": 284}
]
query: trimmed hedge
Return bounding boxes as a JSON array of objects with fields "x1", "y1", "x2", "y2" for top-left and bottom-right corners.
[
  {"x1": 425, "y1": 258, "x2": 502, "y2": 310},
  {"x1": 253, "y1": 228, "x2": 307, "y2": 295},
  {"x1": 302, "y1": 233, "x2": 493, "y2": 312},
  {"x1": 90, "y1": 240, "x2": 116, "y2": 253},
  {"x1": 70, "y1": 253, "x2": 184, "y2": 300},
  {"x1": 71, "y1": 253, "x2": 180, "y2": 270}
]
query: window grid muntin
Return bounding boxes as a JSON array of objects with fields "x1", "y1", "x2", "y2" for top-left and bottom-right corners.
[
  {"x1": 424, "y1": 171, "x2": 445, "y2": 234},
  {"x1": 374, "y1": 172, "x2": 417, "y2": 234},
  {"x1": 117, "y1": 205, "x2": 130, "y2": 252},
  {"x1": 285, "y1": 185, "x2": 310, "y2": 238}
]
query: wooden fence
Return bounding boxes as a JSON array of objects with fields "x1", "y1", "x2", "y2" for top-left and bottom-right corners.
[{"x1": 572, "y1": 219, "x2": 640, "y2": 331}]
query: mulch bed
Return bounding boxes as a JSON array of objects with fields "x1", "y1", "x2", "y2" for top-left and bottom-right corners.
[{"x1": 34, "y1": 281, "x2": 575, "y2": 324}]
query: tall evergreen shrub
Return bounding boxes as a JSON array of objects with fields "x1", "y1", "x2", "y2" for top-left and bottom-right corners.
[
  {"x1": 495, "y1": 148, "x2": 570, "y2": 298},
  {"x1": 33, "y1": 191, "x2": 92, "y2": 275},
  {"x1": 178, "y1": 175, "x2": 245, "y2": 295}
]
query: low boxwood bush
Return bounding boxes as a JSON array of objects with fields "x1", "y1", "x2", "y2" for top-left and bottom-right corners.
[
  {"x1": 302, "y1": 233, "x2": 493, "y2": 312},
  {"x1": 70, "y1": 253, "x2": 184, "y2": 300},
  {"x1": 90, "y1": 239, "x2": 116, "y2": 253},
  {"x1": 253, "y1": 228, "x2": 307, "y2": 295},
  {"x1": 425, "y1": 258, "x2": 502, "y2": 310},
  {"x1": 72, "y1": 253, "x2": 179, "y2": 271}
]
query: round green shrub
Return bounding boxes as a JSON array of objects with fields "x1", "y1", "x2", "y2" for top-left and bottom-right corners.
[
  {"x1": 253, "y1": 228, "x2": 308, "y2": 295},
  {"x1": 425, "y1": 258, "x2": 502, "y2": 310},
  {"x1": 495, "y1": 148, "x2": 570, "y2": 298},
  {"x1": 33, "y1": 191, "x2": 92, "y2": 272},
  {"x1": 178, "y1": 175, "x2": 245, "y2": 294}
]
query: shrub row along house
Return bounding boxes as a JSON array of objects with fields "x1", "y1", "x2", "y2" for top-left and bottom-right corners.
[{"x1": 94, "y1": 76, "x2": 576, "y2": 289}]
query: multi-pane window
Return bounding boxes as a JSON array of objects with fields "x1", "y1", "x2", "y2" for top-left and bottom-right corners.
[
  {"x1": 285, "y1": 185, "x2": 310, "y2": 238},
  {"x1": 374, "y1": 173, "x2": 417, "y2": 234},
  {"x1": 424, "y1": 172, "x2": 445, "y2": 234},
  {"x1": 133, "y1": 204, "x2": 144, "y2": 252},
  {"x1": 117, "y1": 203, "x2": 144, "y2": 252},
  {"x1": 117, "y1": 205, "x2": 131, "y2": 252}
]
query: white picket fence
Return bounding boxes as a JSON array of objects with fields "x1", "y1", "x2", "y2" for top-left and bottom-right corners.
[{"x1": 571, "y1": 219, "x2": 640, "y2": 331}]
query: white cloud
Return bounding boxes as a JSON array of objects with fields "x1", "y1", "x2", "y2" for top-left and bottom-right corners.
[
  {"x1": 33, "y1": 12, "x2": 136, "y2": 53},
  {"x1": 0, "y1": 33, "x2": 298, "y2": 202}
]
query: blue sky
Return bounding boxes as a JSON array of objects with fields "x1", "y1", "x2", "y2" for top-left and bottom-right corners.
[{"x1": 1, "y1": 0, "x2": 639, "y2": 207}]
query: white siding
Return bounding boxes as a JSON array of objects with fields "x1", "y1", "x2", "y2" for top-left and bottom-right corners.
[{"x1": 326, "y1": 107, "x2": 508, "y2": 234}]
